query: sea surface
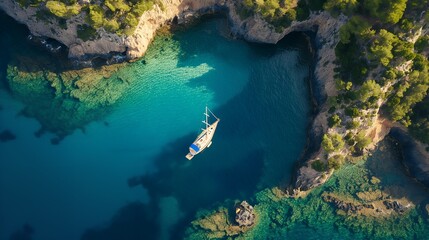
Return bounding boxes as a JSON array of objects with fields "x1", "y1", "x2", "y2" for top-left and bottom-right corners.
[{"x1": 0, "y1": 14, "x2": 312, "y2": 240}]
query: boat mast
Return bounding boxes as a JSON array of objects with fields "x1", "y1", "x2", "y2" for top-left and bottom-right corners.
[{"x1": 202, "y1": 106, "x2": 209, "y2": 129}]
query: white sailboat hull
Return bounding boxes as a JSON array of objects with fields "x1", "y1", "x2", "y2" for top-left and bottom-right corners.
[{"x1": 186, "y1": 120, "x2": 219, "y2": 160}]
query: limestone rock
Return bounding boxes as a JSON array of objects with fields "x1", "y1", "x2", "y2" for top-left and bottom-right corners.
[
  {"x1": 383, "y1": 200, "x2": 406, "y2": 214},
  {"x1": 235, "y1": 201, "x2": 255, "y2": 227}
]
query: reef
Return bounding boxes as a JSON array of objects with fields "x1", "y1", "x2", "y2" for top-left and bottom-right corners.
[
  {"x1": 186, "y1": 139, "x2": 429, "y2": 239},
  {"x1": 6, "y1": 54, "x2": 131, "y2": 143},
  {"x1": 186, "y1": 207, "x2": 250, "y2": 239}
]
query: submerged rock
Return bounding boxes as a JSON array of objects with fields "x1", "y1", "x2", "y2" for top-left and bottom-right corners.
[
  {"x1": 9, "y1": 223, "x2": 34, "y2": 240},
  {"x1": 6, "y1": 57, "x2": 129, "y2": 143},
  {"x1": 323, "y1": 195, "x2": 368, "y2": 214},
  {"x1": 383, "y1": 200, "x2": 406, "y2": 214},
  {"x1": 0, "y1": 130, "x2": 16, "y2": 142},
  {"x1": 188, "y1": 206, "x2": 248, "y2": 239},
  {"x1": 235, "y1": 201, "x2": 255, "y2": 227}
]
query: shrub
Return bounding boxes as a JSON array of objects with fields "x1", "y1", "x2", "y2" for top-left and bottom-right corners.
[
  {"x1": 77, "y1": 24, "x2": 97, "y2": 41},
  {"x1": 345, "y1": 107, "x2": 360, "y2": 117},
  {"x1": 358, "y1": 80, "x2": 382, "y2": 102},
  {"x1": 322, "y1": 133, "x2": 345, "y2": 153},
  {"x1": 328, "y1": 114, "x2": 342, "y2": 128},
  {"x1": 46, "y1": 1, "x2": 80, "y2": 18},
  {"x1": 328, "y1": 155, "x2": 345, "y2": 170},
  {"x1": 346, "y1": 120, "x2": 360, "y2": 129},
  {"x1": 311, "y1": 160, "x2": 326, "y2": 172},
  {"x1": 355, "y1": 132, "x2": 371, "y2": 151},
  {"x1": 87, "y1": 5, "x2": 104, "y2": 28},
  {"x1": 415, "y1": 36, "x2": 429, "y2": 53}
]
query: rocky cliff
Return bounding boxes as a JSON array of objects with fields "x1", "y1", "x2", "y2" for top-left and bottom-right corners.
[
  {"x1": 0, "y1": 0, "x2": 226, "y2": 60},
  {"x1": 0, "y1": 0, "x2": 341, "y2": 67}
]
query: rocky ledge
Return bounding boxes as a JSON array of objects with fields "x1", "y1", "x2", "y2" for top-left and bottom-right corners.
[{"x1": 323, "y1": 193, "x2": 412, "y2": 216}]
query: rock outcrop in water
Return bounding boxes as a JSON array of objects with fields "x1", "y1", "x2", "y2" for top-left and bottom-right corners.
[
  {"x1": 0, "y1": 130, "x2": 16, "y2": 142},
  {"x1": 235, "y1": 201, "x2": 255, "y2": 227}
]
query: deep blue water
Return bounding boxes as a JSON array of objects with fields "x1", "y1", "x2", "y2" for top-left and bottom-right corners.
[{"x1": 0, "y1": 15, "x2": 312, "y2": 240}]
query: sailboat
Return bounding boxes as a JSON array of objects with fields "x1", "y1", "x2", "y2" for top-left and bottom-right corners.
[{"x1": 186, "y1": 106, "x2": 220, "y2": 160}]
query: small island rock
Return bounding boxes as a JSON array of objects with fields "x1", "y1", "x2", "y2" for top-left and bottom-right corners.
[{"x1": 235, "y1": 201, "x2": 255, "y2": 227}]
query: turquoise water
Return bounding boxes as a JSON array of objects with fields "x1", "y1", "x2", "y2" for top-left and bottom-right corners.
[{"x1": 0, "y1": 15, "x2": 312, "y2": 240}]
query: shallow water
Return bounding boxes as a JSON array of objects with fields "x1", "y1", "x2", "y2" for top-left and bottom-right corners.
[{"x1": 0, "y1": 15, "x2": 312, "y2": 239}]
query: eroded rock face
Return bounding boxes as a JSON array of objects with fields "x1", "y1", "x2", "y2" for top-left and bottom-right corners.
[
  {"x1": 0, "y1": 0, "x2": 126, "y2": 60},
  {"x1": 0, "y1": 0, "x2": 345, "y2": 64},
  {"x1": 0, "y1": 0, "x2": 228, "y2": 60}
]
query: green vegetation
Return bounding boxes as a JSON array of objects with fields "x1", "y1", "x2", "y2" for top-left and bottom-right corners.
[
  {"x1": 328, "y1": 114, "x2": 341, "y2": 127},
  {"x1": 45, "y1": 1, "x2": 80, "y2": 18},
  {"x1": 322, "y1": 133, "x2": 345, "y2": 153},
  {"x1": 323, "y1": 0, "x2": 358, "y2": 16},
  {"x1": 83, "y1": 0, "x2": 157, "y2": 35},
  {"x1": 358, "y1": 80, "x2": 382, "y2": 102},
  {"x1": 328, "y1": 0, "x2": 429, "y2": 146},
  {"x1": 77, "y1": 24, "x2": 97, "y2": 41},
  {"x1": 410, "y1": 96, "x2": 429, "y2": 144},
  {"x1": 239, "y1": 0, "x2": 299, "y2": 31},
  {"x1": 355, "y1": 132, "x2": 371, "y2": 151},
  {"x1": 415, "y1": 36, "x2": 429, "y2": 53},
  {"x1": 327, "y1": 154, "x2": 345, "y2": 169},
  {"x1": 363, "y1": 0, "x2": 407, "y2": 24},
  {"x1": 346, "y1": 120, "x2": 360, "y2": 129},
  {"x1": 311, "y1": 159, "x2": 327, "y2": 171},
  {"x1": 16, "y1": 0, "x2": 158, "y2": 36}
]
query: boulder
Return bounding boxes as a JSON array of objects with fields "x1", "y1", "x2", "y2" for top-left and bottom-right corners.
[{"x1": 235, "y1": 201, "x2": 255, "y2": 227}]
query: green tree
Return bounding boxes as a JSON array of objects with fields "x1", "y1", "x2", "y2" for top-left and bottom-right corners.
[
  {"x1": 46, "y1": 1, "x2": 80, "y2": 18},
  {"x1": 346, "y1": 120, "x2": 360, "y2": 129},
  {"x1": 328, "y1": 114, "x2": 342, "y2": 128},
  {"x1": 105, "y1": 0, "x2": 130, "y2": 12},
  {"x1": 324, "y1": 0, "x2": 358, "y2": 16},
  {"x1": 328, "y1": 155, "x2": 345, "y2": 170},
  {"x1": 363, "y1": 0, "x2": 407, "y2": 24},
  {"x1": 339, "y1": 16, "x2": 372, "y2": 44},
  {"x1": 322, "y1": 133, "x2": 345, "y2": 153},
  {"x1": 104, "y1": 19, "x2": 120, "y2": 32},
  {"x1": 345, "y1": 107, "x2": 360, "y2": 117},
  {"x1": 87, "y1": 5, "x2": 104, "y2": 28},
  {"x1": 358, "y1": 80, "x2": 382, "y2": 102},
  {"x1": 355, "y1": 132, "x2": 371, "y2": 151},
  {"x1": 368, "y1": 29, "x2": 397, "y2": 66},
  {"x1": 311, "y1": 160, "x2": 327, "y2": 172}
]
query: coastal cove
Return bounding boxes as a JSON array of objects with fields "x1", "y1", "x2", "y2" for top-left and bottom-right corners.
[
  {"x1": 1, "y1": 2, "x2": 429, "y2": 238},
  {"x1": 0, "y1": 13, "x2": 314, "y2": 240}
]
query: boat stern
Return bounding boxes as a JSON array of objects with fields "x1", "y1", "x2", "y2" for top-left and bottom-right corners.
[{"x1": 186, "y1": 153, "x2": 194, "y2": 160}]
